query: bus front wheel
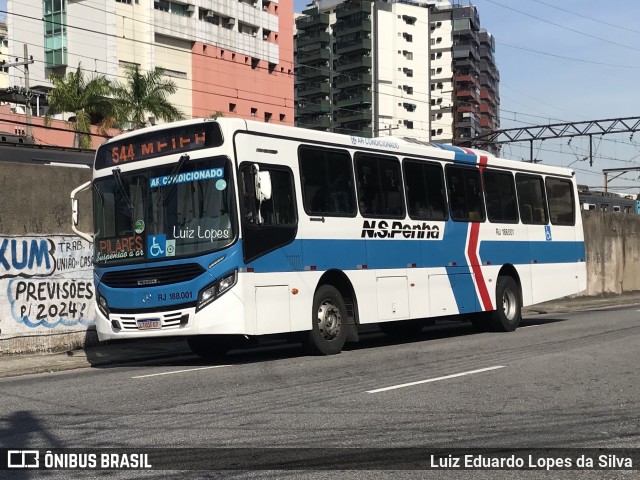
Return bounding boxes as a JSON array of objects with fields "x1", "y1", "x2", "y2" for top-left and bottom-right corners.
[
  {"x1": 490, "y1": 276, "x2": 522, "y2": 332},
  {"x1": 304, "y1": 285, "x2": 348, "y2": 355},
  {"x1": 187, "y1": 335, "x2": 231, "y2": 361}
]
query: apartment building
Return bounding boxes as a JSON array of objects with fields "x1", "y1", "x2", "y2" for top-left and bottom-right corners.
[
  {"x1": 296, "y1": 0, "x2": 499, "y2": 146},
  {"x1": 295, "y1": 0, "x2": 431, "y2": 140},
  {"x1": 429, "y1": 2, "x2": 500, "y2": 148},
  {"x1": 5, "y1": 0, "x2": 293, "y2": 128}
]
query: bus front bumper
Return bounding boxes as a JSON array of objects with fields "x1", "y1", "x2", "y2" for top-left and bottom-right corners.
[{"x1": 95, "y1": 290, "x2": 246, "y2": 341}]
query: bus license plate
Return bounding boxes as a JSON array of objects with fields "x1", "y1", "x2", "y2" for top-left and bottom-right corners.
[{"x1": 137, "y1": 319, "x2": 161, "y2": 330}]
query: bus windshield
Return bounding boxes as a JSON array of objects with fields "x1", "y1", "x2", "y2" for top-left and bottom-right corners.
[{"x1": 93, "y1": 156, "x2": 235, "y2": 265}]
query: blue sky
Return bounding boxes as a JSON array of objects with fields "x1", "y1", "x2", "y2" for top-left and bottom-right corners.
[{"x1": 294, "y1": 0, "x2": 640, "y2": 192}]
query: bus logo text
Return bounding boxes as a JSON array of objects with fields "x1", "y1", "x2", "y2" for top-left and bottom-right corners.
[{"x1": 361, "y1": 220, "x2": 440, "y2": 239}]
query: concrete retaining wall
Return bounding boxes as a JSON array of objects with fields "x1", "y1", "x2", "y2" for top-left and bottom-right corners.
[
  {"x1": 0, "y1": 162, "x2": 637, "y2": 354},
  {"x1": 0, "y1": 163, "x2": 95, "y2": 354},
  {"x1": 581, "y1": 210, "x2": 640, "y2": 296}
]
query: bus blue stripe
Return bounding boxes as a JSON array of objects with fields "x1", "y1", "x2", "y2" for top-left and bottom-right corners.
[{"x1": 248, "y1": 239, "x2": 585, "y2": 271}]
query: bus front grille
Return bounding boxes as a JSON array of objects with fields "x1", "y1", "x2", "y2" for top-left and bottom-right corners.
[{"x1": 101, "y1": 264, "x2": 205, "y2": 288}]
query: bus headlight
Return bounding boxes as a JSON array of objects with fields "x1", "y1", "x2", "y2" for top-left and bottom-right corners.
[
  {"x1": 97, "y1": 292, "x2": 110, "y2": 318},
  {"x1": 197, "y1": 269, "x2": 237, "y2": 311}
]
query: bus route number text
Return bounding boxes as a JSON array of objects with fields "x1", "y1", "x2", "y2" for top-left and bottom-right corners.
[{"x1": 496, "y1": 228, "x2": 514, "y2": 236}]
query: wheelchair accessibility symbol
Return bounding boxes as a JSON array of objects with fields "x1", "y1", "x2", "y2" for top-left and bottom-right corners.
[
  {"x1": 544, "y1": 225, "x2": 552, "y2": 241},
  {"x1": 148, "y1": 234, "x2": 166, "y2": 258}
]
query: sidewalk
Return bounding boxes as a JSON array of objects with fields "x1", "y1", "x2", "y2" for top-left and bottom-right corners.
[{"x1": 1, "y1": 292, "x2": 640, "y2": 380}]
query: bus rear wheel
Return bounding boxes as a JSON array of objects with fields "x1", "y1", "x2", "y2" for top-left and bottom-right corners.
[
  {"x1": 490, "y1": 276, "x2": 522, "y2": 332},
  {"x1": 304, "y1": 285, "x2": 348, "y2": 355},
  {"x1": 187, "y1": 335, "x2": 231, "y2": 361}
]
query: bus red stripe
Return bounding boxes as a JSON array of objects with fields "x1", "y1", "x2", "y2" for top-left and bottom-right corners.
[{"x1": 465, "y1": 152, "x2": 493, "y2": 311}]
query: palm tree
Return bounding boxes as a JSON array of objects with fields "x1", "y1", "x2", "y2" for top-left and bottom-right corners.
[
  {"x1": 112, "y1": 65, "x2": 185, "y2": 130},
  {"x1": 45, "y1": 64, "x2": 115, "y2": 149}
]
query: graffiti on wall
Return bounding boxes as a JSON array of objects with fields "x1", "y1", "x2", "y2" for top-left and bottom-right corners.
[{"x1": 0, "y1": 236, "x2": 95, "y2": 337}]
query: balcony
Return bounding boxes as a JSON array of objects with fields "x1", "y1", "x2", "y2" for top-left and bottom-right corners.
[
  {"x1": 334, "y1": 91, "x2": 372, "y2": 107},
  {"x1": 298, "y1": 98, "x2": 331, "y2": 114},
  {"x1": 296, "y1": 65, "x2": 330, "y2": 81},
  {"x1": 335, "y1": 108, "x2": 372, "y2": 124},
  {"x1": 336, "y1": 1, "x2": 372, "y2": 19},
  {"x1": 297, "y1": 81, "x2": 330, "y2": 97},
  {"x1": 335, "y1": 37, "x2": 372, "y2": 55},
  {"x1": 455, "y1": 74, "x2": 480, "y2": 88},
  {"x1": 457, "y1": 89, "x2": 480, "y2": 103},
  {"x1": 335, "y1": 72, "x2": 372, "y2": 89},
  {"x1": 335, "y1": 19, "x2": 372, "y2": 37},
  {"x1": 297, "y1": 48, "x2": 331, "y2": 64},
  {"x1": 296, "y1": 12, "x2": 330, "y2": 30},
  {"x1": 297, "y1": 114, "x2": 332, "y2": 130},
  {"x1": 335, "y1": 55, "x2": 371, "y2": 71},
  {"x1": 296, "y1": 31, "x2": 331, "y2": 48}
]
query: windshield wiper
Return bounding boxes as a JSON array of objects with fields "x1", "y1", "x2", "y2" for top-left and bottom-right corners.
[
  {"x1": 163, "y1": 154, "x2": 190, "y2": 206},
  {"x1": 112, "y1": 167, "x2": 134, "y2": 212}
]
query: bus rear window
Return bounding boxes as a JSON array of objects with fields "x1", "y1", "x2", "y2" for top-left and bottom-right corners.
[{"x1": 546, "y1": 177, "x2": 575, "y2": 226}]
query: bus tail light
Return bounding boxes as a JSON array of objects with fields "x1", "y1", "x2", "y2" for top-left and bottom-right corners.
[{"x1": 197, "y1": 269, "x2": 238, "y2": 311}]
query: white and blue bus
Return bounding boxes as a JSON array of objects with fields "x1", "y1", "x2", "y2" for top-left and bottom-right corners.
[{"x1": 72, "y1": 118, "x2": 586, "y2": 358}]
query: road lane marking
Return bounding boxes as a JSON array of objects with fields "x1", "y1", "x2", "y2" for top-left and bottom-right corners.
[
  {"x1": 132, "y1": 365, "x2": 231, "y2": 379},
  {"x1": 521, "y1": 325, "x2": 540, "y2": 328},
  {"x1": 366, "y1": 365, "x2": 505, "y2": 394}
]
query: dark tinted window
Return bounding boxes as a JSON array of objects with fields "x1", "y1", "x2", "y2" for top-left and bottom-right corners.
[
  {"x1": 483, "y1": 169, "x2": 518, "y2": 223},
  {"x1": 516, "y1": 174, "x2": 548, "y2": 224},
  {"x1": 299, "y1": 146, "x2": 356, "y2": 216},
  {"x1": 403, "y1": 159, "x2": 447, "y2": 220},
  {"x1": 355, "y1": 153, "x2": 405, "y2": 218},
  {"x1": 446, "y1": 166, "x2": 485, "y2": 222},
  {"x1": 546, "y1": 177, "x2": 575, "y2": 225}
]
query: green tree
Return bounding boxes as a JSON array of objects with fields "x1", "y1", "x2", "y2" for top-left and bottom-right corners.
[
  {"x1": 45, "y1": 64, "x2": 115, "y2": 149},
  {"x1": 112, "y1": 65, "x2": 185, "y2": 130}
]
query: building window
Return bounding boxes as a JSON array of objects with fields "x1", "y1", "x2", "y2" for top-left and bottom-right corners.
[
  {"x1": 251, "y1": 107, "x2": 257, "y2": 116},
  {"x1": 251, "y1": 58, "x2": 259, "y2": 69},
  {"x1": 265, "y1": 112, "x2": 272, "y2": 123},
  {"x1": 229, "y1": 103, "x2": 236, "y2": 112},
  {"x1": 279, "y1": 114, "x2": 285, "y2": 122},
  {"x1": 402, "y1": 33, "x2": 413, "y2": 42},
  {"x1": 44, "y1": 0, "x2": 68, "y2": 68}
]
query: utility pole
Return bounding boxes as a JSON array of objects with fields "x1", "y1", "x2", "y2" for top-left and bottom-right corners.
[{"x1": 4, "y1": 44, "x2": 35, "y2": 139}]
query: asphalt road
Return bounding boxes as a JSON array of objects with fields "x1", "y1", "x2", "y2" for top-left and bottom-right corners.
[{"x1": 1, "y1": 305, "x2": 639, "y2": 479}]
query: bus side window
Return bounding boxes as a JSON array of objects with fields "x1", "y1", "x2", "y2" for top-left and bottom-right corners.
[
  {"x1": 299, "y1": 145, "x2": 356, "y2": 217},
  {"x1": 355, "y1": 153, "x2": 405, "y2": 219},
  {"x1": 483, "y1": 169, "x2": 518, "y2": 223},
  {"x1": 403, "y1": 159, "x2": 447, "y2": 221},
  {"x1": 516, "y1": 173, "x2": 548, "y2": 225},
  {"x1": 445, "y1": 165, "x2": 486, "y2": 222}
]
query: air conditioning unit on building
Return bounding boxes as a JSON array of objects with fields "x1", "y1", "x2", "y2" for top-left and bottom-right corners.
[
  {"x1": 226, "y1": 17, "x2": 236, "y2": 27},
  {"x1": 186, "y1": 4, "x2": 195, "y2": 13},
  {"x1": 206, "y1": 11, "x2": 215, "y2": 18}
]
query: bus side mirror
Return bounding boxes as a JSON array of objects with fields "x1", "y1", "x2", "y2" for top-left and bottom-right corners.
[
  {"x1": 70, "y1": 181, "x2": 93, "y2": 243},
  {"x1": 251, "y1": 164, "x2": 272, "y2": 224},
  {"x1": 253, "y1": 164, "x2": 272, "y2": 202}
]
